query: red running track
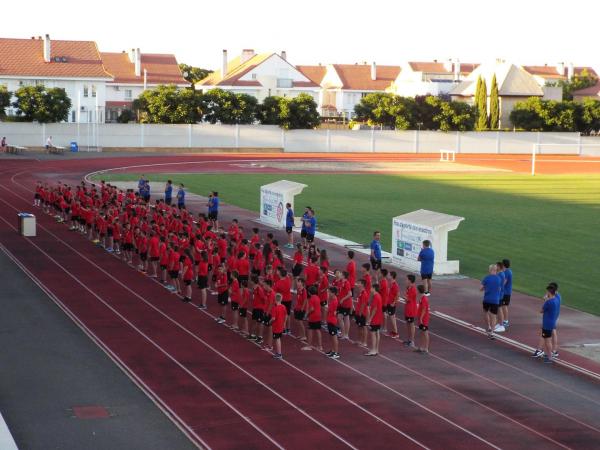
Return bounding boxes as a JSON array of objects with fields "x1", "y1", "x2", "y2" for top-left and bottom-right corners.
[{"x1": 0, "y1": 154, "x2": 599, "y2": 449}]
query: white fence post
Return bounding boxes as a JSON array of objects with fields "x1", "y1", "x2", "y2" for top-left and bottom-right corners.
[
  {"x1": 235, "y1": 124, "x2": 240, "y2": 148},
  {"x1": 578, "y1": 133, "x2": 582, "y2": 155},
  {"x1": 531, "y1": 143, "x2": 537, "y2": 176},
  {"x1": 140, "y1": 123, "x2": 144, "y2": 147},
  {"x1": 326, "y1": 129, "x2": 331, "y2": 152},
  {"x1": 455, "y1": 131, "x2": 461, "y2": 153},
  {"x1": 188, "y1": 124, "x2": 192, "y2": 148},
  {"x1": 370, "y1": 128, "x2": 375, "y2": 152},
  {"x1": 42, "y1": 123, "x2": 46, "y2": 147},
  {"x1": 281, "y1": 128, "x2": 286, "y2": 151},
  {"x1": 496, "y1": 131, "x2": 501, "y2": 154},
  {"x1": 414, "y1": 129, "x2": 419, "y2": 153}
]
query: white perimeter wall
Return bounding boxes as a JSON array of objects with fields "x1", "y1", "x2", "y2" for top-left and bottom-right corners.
[{"x1": 0, "y1": 122, "x2": 596, "y2": 155}]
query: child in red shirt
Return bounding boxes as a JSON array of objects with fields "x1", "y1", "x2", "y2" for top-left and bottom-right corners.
[
  {"x1": 301, "y1": 286, "x2": 322, "y2": 351},
  {"x1": 181, "y1": 250, "x2": 194, "y2": 302},
  {"x1": 386, "y1": 271, "x2": 400, "y2": 338},
  {"x1": 196, "y1": 251, "x2": 209, "y2": 309},
  {"x1": 402, "y1": 274, "x2": 418, "y2": 347},
  {"x1": 270, "y1": 294, "x2": 287, "y2": 360},
  {"x1": 215, "y1": 264, "x2": 229, "y2": 324},
  {"x1": 318, "y1": 266, "x2": 329, "y2": 324},
  {"x1": 326, "y1": 287, "x2": 340, "y2": 359},
  {"x1": 293, "y1": 278, "x2": 308, "y2": 340},
  {"x1": 416, "y1": 285, "x2": 430, "y2": 354},
  {"x1": 336, "y1": 270, "x2": 353, "y2": 340},
  {"x1": 366, "y1": 283, "x2": 383, "y2": 356},
  {"x1": 355, "y1": 279, "x2": 369, "y2": 347},
  {"x1": 229, "y1": 271, "x2": 241, "y2": 330},
  {"x1": 238, "y1": 279, "x2": 250, "y2": 336}
]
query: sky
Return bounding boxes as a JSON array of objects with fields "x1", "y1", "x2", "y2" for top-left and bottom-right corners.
[{"x1": 2, "y1": 0, "x2": 599, "y2": 72}]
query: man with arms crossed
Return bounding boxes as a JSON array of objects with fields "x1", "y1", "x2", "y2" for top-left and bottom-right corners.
[{"x1": 418, "y1": 240, "x2": 434, "y2": 296}]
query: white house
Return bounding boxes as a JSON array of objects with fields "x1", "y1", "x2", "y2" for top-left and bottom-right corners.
[
  {"x1": 0, "y1": 35, "x2": 112, "y2": 123},
  {"x1": 297, "y1": 63, "x2": 400, "y2": 118},
  {"x1": 387, "y1": 60, "x2": 477, "y2": 97},
  {"x1": 196, "y1": 49, "x2": 320, "y2": 102},
  {"x1": 101, "y1": 49, "x2": 187, "y2": 122}
]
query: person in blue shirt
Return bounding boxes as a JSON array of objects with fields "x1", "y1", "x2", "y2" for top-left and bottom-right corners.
[
  {"x1": 480, "y1": 264, "x2": 502, "y2": 339},
  {"x1": 142, "y1": 180, "x2": 151, "y2": 203},
  {"x1": 418, "y1": 240, "x2": 435, "y2": 296},
  {"x1": 176, "y1": 183, "x2": 185, "y2": 209},
  {"x1": 303, "y1": 208, "x2": 316, "y2": 244},
  {"x1": 137, "y1": 175, "x2": 146, "y2": 195},
  {"x1": 300, "y1": 207, "x2": 310, "y2": 248},
  {"x1": 500, "y1": 259, "x2": 513, "y2": 328},
  {"x1": 494, "y1": 262, "x2": 506, "y2": 333},
  {"x1": 207, "y1": 191, "x2": 220, "y2": 230},
  {"x1": 370, "y1": 231, "x2": 382, "y2": 279},
  {"x1": 164, "y1": 180, "x2": 173, "y2": 206},
  {"x1": 285, "y1": 203, "x2": 295, "y2": 248},
  {"x1": 537, "y1": 284, "x2": 560, "y2": 363}
]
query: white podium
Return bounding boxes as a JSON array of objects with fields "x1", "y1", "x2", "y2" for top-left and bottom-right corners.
[
  {"x1": 259, "y1": 180, "x2": 307, "y2": 229},
  {"x1": 18, "y1": 213, "x2": 36, "y2": 237},
  {"x1": 391, "y1": 209, "x2": 464, "y2": 275}
]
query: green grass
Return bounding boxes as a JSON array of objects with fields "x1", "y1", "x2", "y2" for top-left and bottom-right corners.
[{"x1": 93, "y1": 172, "x2": 600, "y2": 316}]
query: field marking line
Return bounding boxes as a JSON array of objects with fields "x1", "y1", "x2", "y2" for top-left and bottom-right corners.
[{"x1": 0, "y1": 213, "x2": 286, "y2": 450}]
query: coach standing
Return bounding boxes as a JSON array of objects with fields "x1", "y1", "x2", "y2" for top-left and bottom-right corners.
[
  {"x1": 208, "y1": 191, "x2": 220, "y2": 231},
  {"x1": 418, "y1": 240, "x2": 435, "y2": 296},
  {"x1": 370, "y1": 231, "x2": 382, "y2": 280},
  {"x1": 480, "y1": 264, "x2": 502, "y2": 340}
]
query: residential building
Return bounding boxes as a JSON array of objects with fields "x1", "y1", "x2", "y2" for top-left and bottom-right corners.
[
  {"x1": 387, "y1": 60, "x2": 477, "y2": 97},
  {"x1": 450, "y1": 60, "x2": 548, "y2": 128},
  {"x1": 102, "y1": 49, "x2": 187, "y2": 122},
  {"x1": 0, "y1": 35, "x2": 112, "y2": 122},
  {"x1": 298, "y1": 63, "x2": 400, "y2": 118},
  {"x1": 196, "y1": 49, "x2": 320, "y2": 102},
  {"x1": 572, "y1": 82, "x2": 600, "y2": 102},
  {"x1": 523, "y1": 63, "x2": 598, "y2": 86}
]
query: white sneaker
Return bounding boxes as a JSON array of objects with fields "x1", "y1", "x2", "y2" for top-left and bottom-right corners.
[{"x1": 494, "y1": 324, "x2": 506, "y2": 333}]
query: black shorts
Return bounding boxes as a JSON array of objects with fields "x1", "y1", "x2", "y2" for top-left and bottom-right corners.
[
  {"x1": 337, "y1": 306, "x2": 351, "y2": 317},
  {"x1": 294, "y1": 310, "x2": 305, "y2": 321},
  {"x1": 355, "y1": 315, "x2": 366, "y2": 327},
  {"x1": 273, "y1": 332, "x2": 282, "y2": 340},
  {"x1": 169, "y1": 270, "x2": 179, "y2": 279},
  {"x1": 320, "y1": 300, "x2": 327, "y2": 307},
  {"x1": 542, "y1": 328, "x2": 553, "y2": 338},
  {"x1": 327, "y1": 324, "x2": 339, "y2": 336},
  {"x1": 34, "y1": 193, "x2": 40, "y2": 199},
  {"x1": 71, "y1": 215, "x2": 79, "y2": 221},
  {"x1": 300, "y1": 229, "x2": 307, "y2": 238},
  {"x1": 197, "y1": 276, "x2": 208, "y2": 289},
  {"x1": 386, "y1": 305, "x2": 396, "y2": 316},
  {"x1": 150, "y1": 256, "x2": 159, "y2": 262},
  {"x1": 421, "y1": 273, "x2": 433, "y2": 280},
  {"x1": 217, "y1": 291, "x2": 228, "y2": 305},
  {"x1": 483, "y1": 302, "x2": 499, "y2": 315},
  {"x1": 252, "y1": 309, "x2": 264, "y2": 322},
  {"x1": 64, "y1": 207, "x2": 71, "y2": 214},
  {"x1": 292, "y1": 264, "x2": 303, "y2": 277},
  {"x1": 370, "y1": 258, "x2": 382, "y2": 271},
  {"x1": 184, "y1": 279, "x2": 192, "y2": 286},
  {"x1": 306, "y1": 233, "x2": 315, "y2": 243},
  {"x1": 230, "y1": 301, "x2": 239, "y2": 311},
  {"x1": 239, "y1": 308, "x2": 247, "y2": 318},
  {"x1": 405, "y1": 316, "x2": 415, "y2": 323},
  {"x1": 308, "y1": 321, "x2": 321, "y2": 330},
  {"x1": 286, "y1": 227, "x2": 293, "y2": 234},
  {"x1": 501, "y1": 294, "x2": 511, "y2": 306},
  {"x1": 99, "y1": 233, "x2": 106, "y2": 239},
  {"x1": 369, "y1": 324, "x2": 381, "y2": 332},
  {"x1": 140, "y1": 252, "x2": 148, "y2": 261},
  {"x1": 239, "y1": 275, "x2": 249, "y2": 285},
  {"x1": 123, "y1": 243, "x2": 134, "y2": 251},
  {"x1": 208, "y1": 211, "x2": 218, "y2": 221},
  {"x1": 419, "y1": 324, "x2": 429, "y2": 331},
  {"x1": 251, "y1": 268, "x2": 261, "y2": 277},
  {"x1": 282, "y1": 301, "x2": 292, "y2": 315},
  {"x1": 160, "y1": 264, "x2": 167, "y2": 270},
  {"x1": 107, "y1": 228, "x2": 113, "y2": 237},
  {"x1": 79, "y1": 218, "x2": 86, "y2": 225},
  {"x1": 262, "y1": 314, "x2": 272, "y2": 326}
]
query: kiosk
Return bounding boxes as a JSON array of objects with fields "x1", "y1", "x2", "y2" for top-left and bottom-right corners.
[
  {"x1": 259, "y1": 180, "x2": 307, "y2": 228},
  {"x1": 391, "y1": 209, "x2": 464, "y2": 275}
]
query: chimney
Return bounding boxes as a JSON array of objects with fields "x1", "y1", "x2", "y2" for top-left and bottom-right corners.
[
  {"x1": 43, "y1": 34, "x2": 51, "y2": 63},
  {"x1": 281, "y1": 50, "x2": 287, "y2": 61},
  {"x1": 556, "y1": 62, "x2": 565, "y2": 76},
  {"x1": 134, "y1": 48, "x2": 141, "y2": 77},
  {"x1": 371, "y1": 62, "x2": 377, "y2": 81},
  {"x1": 443, "y1": 59, "x2": 453, "y2": 72},
  {"x1": 128, "y1": 48, "x2": 135, "y2": 63},
  {"x1": 453, "y1": 59, "x2": 461, "y2": 81},
  {"x1": 567, "y1": 62, "x2": 574, "y2": 80},
  {"x1": 241, "y1": 49, "x2": 255, "y2": 63},
  {"x1": 221, "y1": 49, "x2": 228, "y2": 79}
]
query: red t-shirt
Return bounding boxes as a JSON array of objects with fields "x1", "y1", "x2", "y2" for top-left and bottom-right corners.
[
  {"x1": 274, "y1": 276, "x2": 292, "y2": 302},
  {"x1": 389, "y1": 280, "x2": 399, "y2": 306},
  {"x1": 405, "y1": 285, "x2": 418, "y2": 318},
  {"x1": 346, "y1": 260, "x2": 356, "y2": 287},
  {"x1": 379, "y1": 278, "x2": 389, "y2": 306},
  {"x1": 327, "y1": 296, "x2": 339, "y2": 325},
  {"x1": 239, "y1": 288, "x2": 250, "y2": 309},
  {"x1": 159, "y1": 243, "x2": 169, "y2": 265},
  {"x1": 216, "y1": 272, "x2": 228, "y2": 294},
  {"x1": 149, "y1": 236, "x2": 160, "y2": 257},
  {"x1": 237, "y1": 257, "x2": 250, "y2": 276},
  {"x1": 318, "y1": 275, "x2": 329, "y2": 302},
  {"x1": 182, "y1": 257, "x2": 194, "y2": 281},
  {"x1": 339, "y1": 279, "x2": 352, "y2": 309},
  {"x1": 230, "y1": 278, "x2": 241, "y2": 303},
  {"x1": 356, "y1": 289, "x2": 369, "y2": 317},
  {"x1": 198, "y1": 261, "x2": 209, "y2": 277},
  {"x1": 252, "y1": 285, "x2": 265, "y2": 310},
  {"x1": 307, "y1": 295, "x2": 321, "y2": 323},
  {"x1": 305, "y1": 264, "x2": 320, "y2": 287},
  {"x1": 271, "y1": 304, "x2": 287, "y2": 334},
  {"x1": 370, "y1": 292, "x2": 383, "y2": 326},
  {"x1": 293, "y1": 251, "x2": 303, "y2": 265},
  {"x1": 294, "y1": 286, "x2": 307, "y2": 312},
  {"x1": 264, "y1": 289, "x2": 276, "y2": 315},
  {"x1": 418, "y1": 295, "x2": 430, "y2": 326},
  {"x1": 362, "y1": 273, "x2": 372, "y2": 294}
]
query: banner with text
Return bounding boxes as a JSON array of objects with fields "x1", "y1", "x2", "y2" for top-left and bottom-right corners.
[{"x1": 391, "y1": 219, "x2": 433, "y2": 270}]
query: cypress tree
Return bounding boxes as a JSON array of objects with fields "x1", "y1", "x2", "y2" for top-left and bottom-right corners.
[
  {"x1": 489, "y1": 74, "x2": 500, "y2": 129},
  {"x1": 477, "y1": 77, "x2": 488, "y2": 130}
]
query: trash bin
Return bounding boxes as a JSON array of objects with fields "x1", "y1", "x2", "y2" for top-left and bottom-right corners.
[
  {"x1": 17, "y1": 213, "x2": 36, "y2": 237},
  {"x1": 70, "y1": 141, "x2": 78, "y2": 152}
]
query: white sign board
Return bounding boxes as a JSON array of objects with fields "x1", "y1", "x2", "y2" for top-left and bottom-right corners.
[
  {"x1": 392, "y1": 219, "x2": 433, "y2": 270},
  {"x1": 259, "y1": 180, "x2": 307, "y2": 228}
]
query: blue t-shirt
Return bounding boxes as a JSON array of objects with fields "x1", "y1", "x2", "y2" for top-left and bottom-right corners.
[
  {"x1": 301, "y1": 213, "x2": 308, "y2": 231},
  {"x1": 497, "y1": 271, "x2": 505, "y2": 299},
  {"x1": 503, "y1": 268, "x2": 513, "y2": 295},
  {"x1": 138, "y1": 178, "x2": 145, "y2": 192},
  {"x1": 177, "y1": 188, "x2": 185, "y2": 204},
  {"x1": 305, "y1": 217, "x2": 316, "y2": 234},
  {"x1": 210, "y1": 196, "x2": 219, "y2": 213},
  {"x1": 286, "y1": 208, "x2": 294, "y2": 227},
  {"x1": 165, "y1": 184, "x2": 173, "y2": 200},
  {"x1": 482, "y1": 274, "x2": 502, "y2": 304},
  {"x1": 542, "y1": 297, "x2": 558, "y2": 330},
  {"x1": 370, "y1": 239, "x2": 382, "y2": 260},
  {"x1": 419, "y1": 247, "x2": 435, "y2": 275},
  {"x1": 554, "y1": 293, "x2": 561, "y2": 324}
]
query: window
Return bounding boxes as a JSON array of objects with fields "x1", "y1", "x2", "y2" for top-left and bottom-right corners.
[
  {"x1": 71, "y1": 110, "x2": 76, "y2": 122},
  {"x1": 251, "y1": 73, "x2": 257, "y2": 80},
  {"x1": 124, "y1": 89, "x2": 133, "y2": 100},
  {"x1": 83, "y1": 85, "x2": 89, "y2": 97},
  {"x1": 91, "y1": 85, "x2": 96, "y2": 97},
  {"x1": 277, "y1": 78, "x2": 293, "y2": 88}
]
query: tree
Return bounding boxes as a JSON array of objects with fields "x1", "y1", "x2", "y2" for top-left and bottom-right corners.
[
  {"x1": 202, "y1": 89, "x2": 258, "y2": 125},
  {"x1": 489, "y1": 74, "x2": 500, "y2": 129},
  {"x1": 179, "y1": 63, "x2": 213, "y2": 88},
  {"x1": 12, "y1": 85, "x2": 71, "y2": 122},
  {"x1": 279, "y1": 93, "x2": 320, "y2": 129},
  {"x1": 576, "y1": 99, "x2": 600, "y2": 134},
  {"x1": 117, "y1": 109, "x2": 135, "y2": 123},
  {"x1": 425, "y1": 96, "x2": 476, "y2": 131},
  {"x1": 354, "y1": 93, "x2": 414, "y2": 128},
  {"x1": 476, "y1": 76, "x2": 488, "y2": 130},
  {"x1": 0, "y1": 85, "x2": 11, "y2": 118},
  {"x1": 257, "y1": 96, "x2": 283, "y2": 125},
  {"x1": 135, "y1": 84, "x2": 201, "y2": 124}
]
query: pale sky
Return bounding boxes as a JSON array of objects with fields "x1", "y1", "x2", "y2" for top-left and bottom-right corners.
[{"x1": 3, "y1": 0, "x2": 599, "y2": 72}]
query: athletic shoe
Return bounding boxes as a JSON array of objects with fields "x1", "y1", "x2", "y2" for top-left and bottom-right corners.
[
  {"x1": 531, "y1": 349, "x2": 544, "y2": 358},
  {"x1": 216, "y1": 316, "x2": 226, "y2": 324},
  {"x1": 325, "y1": 351, "x2": 334, "y2": 356},
  {"x1": 256, "y1": 337, "x2": 263, "y2": 344},
  {"x1": 551, "y1": 351, "x2": 559, "y2": 359},
  {"x1": 364, "y1": 351, "x2": 378, "y2": 356},
  {"x1": 420, "y1": 350, "x2": 429, "y2": 355},
  {"x1": 488, "y1": 332, "x2": 495, "y2": 340},
  {"x1": 494, "y1": 324, "x2": 506, "y2": 333},
  {"x1": 247, "y1": 335, "x2": 257, "y2": 340},
  {"x1": 389, "y1": 332, "x2": 399, "y2": 338},
  {"x1": 424, "y1": 292, "x2": 431, "y2": 296},
  {"x1": 273, "y1": 353, "x2": 283, "y2": 360},
  {"x1": 403, "y1": 340, "x2": 414, "y2": 347},
  {"x1": 284, "y1": 328, "x2": 291, "y2": 335},
  {"x1": 543, "y1": 356, "x2": 553, "y2": 364},
  {"x1": 413, "y1": 348, "x2": 423, "y2": 353},
  {"x1": 198, "y1": 304, "x2": 207, "y2": 310},
  {"x1": 262, "y1": 345, "x2": 273, "y2": 352},
  {"x1": 301, "y1": 346, "x2": 312, "y2": 351},
  {"x1": 503, "y1": 320, "x2": 509, "y2": 327},
  {"x1": 182, "y1": 297, "x2": 191, "y2": 303},
  {"x1": 331, "y1": 352, "x2": 340, "y2": 359},
  {"x1": 284, "y1": 243, "x2": 294, "y2": 249}
]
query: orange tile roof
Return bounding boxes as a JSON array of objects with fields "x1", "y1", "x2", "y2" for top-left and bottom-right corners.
[
  {"x1": 408, "y1": 61, "x2": 478, "y2": 74},
  {"x1": 523, "y1": 65, "x2": 598, "y2": 80},
  {"x1": 572, "y1": 80, "x2": 600, "y2": 96},
  {"x1": 296, "y1": 65, "x2": 327, "y2": 85},
  {"x1": 332, "y1": 64, "x2": 400, "y2": 90},
  {"x1": 0, "y1": 37, "x2": 111, "y2": 79},
  {"x1": 101, "y1": 52, "x2": 186, "y2": 85}
]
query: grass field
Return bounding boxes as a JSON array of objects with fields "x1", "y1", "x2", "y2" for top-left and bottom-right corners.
[{"x1": 94, "y1": 172, "x2": 600, "y2": 316}]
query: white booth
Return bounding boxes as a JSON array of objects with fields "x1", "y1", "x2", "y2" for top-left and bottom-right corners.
[
  {"x1": 18, "y1": 213, "x2": 36, "y2": 237},
  {"x1": 259, "y1": 180, "x2": 307, "y2": 228},
  {"x1": 391, "y1": 209, "x2": 464, "y2": 275}
]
